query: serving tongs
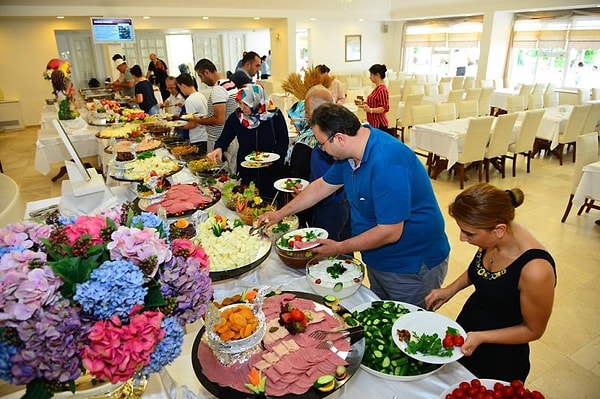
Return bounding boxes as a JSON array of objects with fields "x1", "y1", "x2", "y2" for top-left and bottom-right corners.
[
  {"x1": 248, "y1": 220, "x2": 269, "y2": 237},
  {"x1": 28, "y1": 204, "x2": 59, "y2": 219}
]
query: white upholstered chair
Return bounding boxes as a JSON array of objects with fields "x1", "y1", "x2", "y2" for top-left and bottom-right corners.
[
  {"x1": 397, "y1": 94, "x2": 423, "y2": 142},
  {"x1": 581, "y1": 102, "x2": 600, "y2": 134},
  {"x1": 451, "y1": 116, "x2": 495, "y2": 189},
  {"x1": 435, "y1": 102, "x2": 457, "y2": 122},
  {"x1": 465, "y1": 88, "x2": 482, "y2": 102},
  {"x1": 478, "y1": 87, "x2": 494, "y2": 116},
  {"x1": 458, "y1": 100, "x2": 479, "y2": 119},
  {"x1": 447, "y1": 89, "x2": 465, "y2": 104},
  {"x1": 484, "y1": 113, "x2": 518, "y2": 181},
  {"x1": 505, "y1": 95, "x2": 525, "y2": 114},
  {"x1": 560, "y1": 132, "x2": 600, "y2": 222},
  {"x1": 554, "y1": 104, "x2": 592, "y2": 165},
  {"x1": 507, "y1": 109, "x2": 545, "y2": 176}
]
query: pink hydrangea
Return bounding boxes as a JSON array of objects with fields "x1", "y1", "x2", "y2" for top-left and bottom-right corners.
[
  {"x1": 64, "y1": 215, "x2": 108, "y2": 246},
  {"x1": 0, "y1": 221, "x2": 52, "y2": 248},
  {"x1": 170, "y1": 239, "x2": 209, "y2": 266},
  {"x1": 80, "y1": 307, "x2": 165, "y2": 384},
  {"x1": 0, "y1": 252, "x2": 61, "y2": 323},
  {"x1": 108, "y1": 226, "x2": 172, "y2": 268}
]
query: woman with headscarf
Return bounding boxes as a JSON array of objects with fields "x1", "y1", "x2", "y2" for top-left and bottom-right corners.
[{"x1": 207, "y1": 84, "x2": 289, "y2": 199}]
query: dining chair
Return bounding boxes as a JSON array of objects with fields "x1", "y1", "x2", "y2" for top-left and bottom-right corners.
[
  {"x1": 438, "y1": 77, "x2": 452, "y2": 95},
  {"x1": 463, "y1": 76, "x2": 475, "y2": 89},
  {"x1": 458, "y1": 100, "x2": 479, "y2": 119},
  {"x1": 403, "y1": 83, "x2": 425, "y2": 101},
  {"x1": 345, "y1": 76, "x2": 361, "y2": 90},
  {"x1": 0, "y1": 172, "x2": 25, "y2": 227},
  {"x1": 386, "y1": 94, "x2": 402, "y2": 137},
  {"x1": 415, "y1": 74, "x2": 428, "y2": 84},
  {"x1": 447, "y1": 89, "x2": 465, "y2": 104},
  {"x1": 505, "y1": 95, "x2": 525, "y2": 113},
  {"x1": 518, "y1": 84, "x2": 533, "y2": 97},
  {"x1": 465, "y1": 88, "x2": 482, "y2": 102},
  {"x1": 397, "y1": 94, "x2": 423, "y2": 143},
  {"x1": 581, "y1": 102, "x2": 600, "y2": 134},
  {"x1": 531, "y1": 83, "x2": 547, "y2": 96},
  {"x1": 451, "y1": 76, "x2": 465, "y2": 90},
  {"x1": 507, "y1": 108, "x2": 545, "y2": 176},
  {"x1": 435, "y1": 102, "x2": 457, "y2": 122},
  {"x1": 527, "y1": 93, "x2": 543, "y2": 110},
  {"x1": 483, "y1": 112, "x2": 518, "y2": 181},
  {"x1": 387, "y1": 79, "x2": 402, "y2": 96},
  {"x1": 424, "y1": 83, "x2": 439, "y2": 96},
  {"x1": 560, "y1": 132, "x2": 600, "y2": 222},
  {"x1": 411, "y1": 104, "x2": 435, "y2": 126},
  {"x1": 543, "y1": 84, "x2": 558, "y2": 108},
  {"x1": 478, "y1": 87, "x2": 494, "y2": 116},
  {"x1": 553, "y1": 103, "x2": 592, "y2": 165},
  {"x1": 592, "y1": 88, "x2": 600, "y2": 101},
  {"x1": 450, "y1": 116, "x2": 495, "y2": 189}
]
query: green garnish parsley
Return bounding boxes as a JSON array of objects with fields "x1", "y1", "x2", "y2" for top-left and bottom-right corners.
[{"x1": 326, "y1": 261, "x2": 347, "y2": 279}]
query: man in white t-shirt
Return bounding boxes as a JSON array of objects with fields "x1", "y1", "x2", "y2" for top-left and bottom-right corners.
[
  {"x1": 194, "y1": 58, "x2": 239, "y2": 172},
  {"x1": 176, "y1": 73, "x2": 208, "y2": 154}
]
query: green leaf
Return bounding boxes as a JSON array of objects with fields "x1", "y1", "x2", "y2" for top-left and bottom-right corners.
[
  {"x1": 144, "y1": 280, "x2": 166, "y2": 309},
  {"x1": 23, "y1": 379, "x2": 53, "y2": 399},
  {"x1": 49, "y1": 256, "x2": 99, "y2": 300}
]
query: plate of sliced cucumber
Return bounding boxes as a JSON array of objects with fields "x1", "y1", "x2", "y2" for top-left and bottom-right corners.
[{"x1": 350, "y1": 300, "x2": 444, "y2": 381}]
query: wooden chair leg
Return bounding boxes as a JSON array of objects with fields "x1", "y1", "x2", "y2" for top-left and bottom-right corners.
[
  {"x1": 526, "y1": 151, "x2": 531, "y2": 173},
  {"x1": 561, "y1": 194, "x2": 574, "y2": 223},
  {"x1": 500, "y1": 156, "x2": 506, "y2": 178},
  {"x1": 477, "y1": 161, "x2": 483, "y2": 182},
  {"x1": 572, "y1": 143, "x2": 577, "y2": 163},
  {"x1": 484, "y1": 159, "x2": 490, "y2": 182},
  {"x1": 511, "y1": 154, "x2": 517, "y2": 177},
  {"x1": 455, "y1": 163, "x2": 465, "y2": 189}
]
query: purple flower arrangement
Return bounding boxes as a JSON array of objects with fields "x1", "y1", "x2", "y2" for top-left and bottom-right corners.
[{"x1": 0, "y1": 209, "x2": 213, "y2": 399}]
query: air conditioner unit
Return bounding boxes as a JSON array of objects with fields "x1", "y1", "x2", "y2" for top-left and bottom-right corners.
[
  {"x1": 381, "y1": 23, "x2": 389, "y2": 34},
  {"x1": 0, "y1": 100, "x2": 25, "y2": 131}
]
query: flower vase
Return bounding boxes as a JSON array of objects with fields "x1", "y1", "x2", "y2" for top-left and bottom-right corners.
[{"x1": 53, "y1": 372, "x2": 147, "y2": 399}]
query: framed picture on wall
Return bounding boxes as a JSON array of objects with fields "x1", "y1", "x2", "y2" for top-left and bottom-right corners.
[{"x1": 345, "y1": 35, "x2": 361, "y2": 62}]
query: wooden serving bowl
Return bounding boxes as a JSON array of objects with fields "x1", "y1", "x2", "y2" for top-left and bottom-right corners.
[{"x1": 275, "y1": 245, "x2": 318, "y2": 269}]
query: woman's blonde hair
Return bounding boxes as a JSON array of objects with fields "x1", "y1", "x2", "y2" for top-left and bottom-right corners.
[{"x1": 449, "y1": 183, "x2": 524, "y2": 229}]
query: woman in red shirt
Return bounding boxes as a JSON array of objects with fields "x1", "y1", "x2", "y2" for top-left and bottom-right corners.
[{"x1": 361, "y1": 64, "x2": 390, "y2": 131}]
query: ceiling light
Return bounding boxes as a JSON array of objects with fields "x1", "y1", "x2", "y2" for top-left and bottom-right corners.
[
  {"x1": 142, "y1": 16, "x2": 151, "y2": 19},
  {"x1": 310, "y1": 18, "x2": 316, "y2": 21},
  {"x1": 202, "y1": 16, "x2": 209, "y2": 20},
  {"x1": 253, "y1": 17, "x2": 261, "y2": 20},
  {"x1": 358, "y1": 18, "x2": 364, "y2": 22},
  {"x1": 56, "y1": 16, "x2": 64, "y2": 19}
]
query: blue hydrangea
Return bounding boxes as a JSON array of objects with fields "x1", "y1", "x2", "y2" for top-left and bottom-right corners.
[
  {"x1": 0, "y1": 339, "x2": 17, "y2": 383},
  {"x1": 142, "y1": 317, "x2": 184, "y2": 374},
  {"x1": 131, "y1": 212, "x2": 169, "y2": 240},
  {"x1": 58, "y1": 215, "x2": 77, "y2": 226},
  {"x1": 73, "y1": 260, "x2": 147, "y2": 320}
]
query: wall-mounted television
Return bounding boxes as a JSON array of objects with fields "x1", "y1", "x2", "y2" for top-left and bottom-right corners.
[{"x1": 91, "y1": 18, "x2": 135, "y2": 43}]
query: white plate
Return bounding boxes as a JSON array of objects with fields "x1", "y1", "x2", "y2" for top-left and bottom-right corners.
[
  {"x1": 274, "y1": 178, "x2": 309, "y2": 193},
  {"x1": 276, "y1": 227, "x2": 328, "y2": 251},
  {"x1": 240, "y1": 160, "x2": 267, "y2": 169},
  {"x1": 168, "y1": 120, "x2": 187, "y2": 127},
  {"x1": 180, "y1": 113, "x2": 195, "y2": 120},
  {"x1": 438, "y1": 379, "x2": 509, "y2": 398},
  {"x1": 392, "y1": 311, "x2": 466, "y2": 364},
  {"x1": 350, "y1": 301, "x2": 444, "y2": 381},
  {"x1": 244, "y1": 152, "x2": 280, "y2": 163}
]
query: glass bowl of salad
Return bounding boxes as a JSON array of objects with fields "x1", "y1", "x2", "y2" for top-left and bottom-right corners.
[
  {"x1": 274, "y1": 227, "x2": 328, "y2": 269},
  {"x1": 306, "y1": 254, "x2": 365, "y2": 299},
  {"x1": 266, "y1": 214, "x2": 299, "y2": 242}
]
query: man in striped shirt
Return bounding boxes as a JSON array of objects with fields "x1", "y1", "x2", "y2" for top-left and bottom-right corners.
[{"x1": 194, "y1": 58, "x2": 239, "y2": 173}]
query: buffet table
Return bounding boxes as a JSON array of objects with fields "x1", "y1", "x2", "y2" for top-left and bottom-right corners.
[{"x1": 12, "y1": 156, "x2": 477, "y2": 399}]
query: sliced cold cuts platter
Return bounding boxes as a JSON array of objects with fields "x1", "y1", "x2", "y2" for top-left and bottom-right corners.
[
  {"x1": 136, "y1": 183, "x2": 220, "y2": 217},
  {"x1": 192, "y1": 291, "x2": 365, "y2": 398}
]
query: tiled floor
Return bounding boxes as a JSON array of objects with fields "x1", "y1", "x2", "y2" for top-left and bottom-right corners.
[{"x1": 1, "y1": 127, "x2": 599, "y2": 398}]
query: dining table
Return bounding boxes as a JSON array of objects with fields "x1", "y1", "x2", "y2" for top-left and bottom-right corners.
[
  {"x1": 10, "y1": 161, "x2": 478, "y2": 399},
  {"x1": 35, "y1": 107, "x2": 103, "y2": 176},
  {"x1": 396, "y1": 94, "x2": 447, "y2": 121},
  {"x1": 528, "y1": 105, "x2": 572, "y2": 151},
  {"x1": 572, "y1": 160, "x2": 600, "y2": 213},
  {"x1": 489, "y1": 88, "x2": 520, "y2": 112}
]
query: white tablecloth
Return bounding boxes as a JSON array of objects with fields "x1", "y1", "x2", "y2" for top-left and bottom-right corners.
[
  {"x1": 34, "y1": 118, "x2": 103, "y2": 175},
  {"x1": 397, "y1": 94, "x2": 447, "y2": 121},
  {"x1": 573, "y1": 160, "x2": 600, "y2": 209},
  {"x1": 410, "y1": 119, "x2": 471, "y2": 168},
  {"x1": 490, "y1": 88, "x2": 519, "y2": 110},
  {"x1": 532, "y1": 105, "x2": 571, "y2": 150},
  {"x1": 13, "y1": 195, "x2": 476, "y2": 399}
]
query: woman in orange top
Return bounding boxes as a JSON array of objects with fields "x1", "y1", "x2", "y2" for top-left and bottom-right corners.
[{"x1": 361, "y1": 64, "x2": 390, "y2": 131}]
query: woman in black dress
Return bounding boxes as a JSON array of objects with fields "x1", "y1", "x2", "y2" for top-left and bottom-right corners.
[
  {"x1": 207, "y1": 84, "x2": 288, "y2": 199},
  {"x1": 425, "y1": 183, "x2": 556, "y2": 382}
]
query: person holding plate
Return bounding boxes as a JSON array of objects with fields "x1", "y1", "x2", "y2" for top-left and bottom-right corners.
[
  {"x1": 207, "y1": 84, "x2": 288, "y2": 199},
  {"x1": 259, "y1": 103, "x2": 449, "y2": 309},
  {"x1": 425, "y1": 184, "x2": 556, "y2": 382}
]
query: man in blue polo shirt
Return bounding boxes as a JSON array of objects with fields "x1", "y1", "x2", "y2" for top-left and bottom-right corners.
[{"x1": 259, "y1": 103, "x2": 449, "y2": 308}]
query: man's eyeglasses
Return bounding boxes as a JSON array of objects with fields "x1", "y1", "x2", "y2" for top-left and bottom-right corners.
[{"x1": 317, "y1": 133, "x2": 336, "y2": 149}]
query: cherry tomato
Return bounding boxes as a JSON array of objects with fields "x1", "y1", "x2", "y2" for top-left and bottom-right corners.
[
  {"x1": 468, "y1": 387, "x2": 479, "y2": 397},
  {"x1": 445, "y1": 394, "x2": 455, "y2": 399},
  {"x1": 470, "y1": 379, "x2": 482, "y2": 388},
  {"x1": 502, "y1": 386, "x2": 515, "y2": 397},
  {"x1": 294, "y1": 234, "x2": 302, "y2": 241},
  {"x1": 443, "y1": 336, "x2": 455, "y2": 348},
  {"x1": 516, "y1": 387, "x2": 528, "y2": 398},
  {"x1": 452, "y1": 388, "x2": 465, "y2": 398},
  {"x1": 531, "y1": 391, "x2": 545, "y2": 399},
  {"x1": 459, "y1": 381, "x2": 471, "y2": 392},
  {"x1": 453, "y1": 335, "x2": 465, "y2": 347},
  {"x1": 493, "y1": 382, "x2": 505, "y2": 392},
  {"x1": 511, "y1": 380, "x2": 525, "y2": 390}
]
